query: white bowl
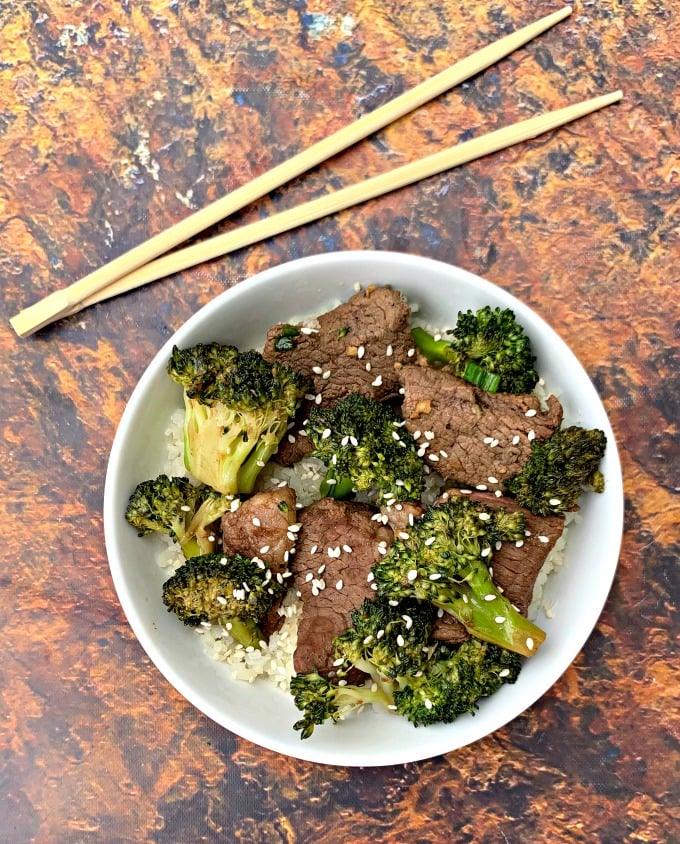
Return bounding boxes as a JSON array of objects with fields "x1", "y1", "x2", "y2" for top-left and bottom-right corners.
[{"x1": 104, "y1": 250, "x2": 623, "y2": 766}]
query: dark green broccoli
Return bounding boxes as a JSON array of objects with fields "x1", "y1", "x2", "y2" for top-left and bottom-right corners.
[
  {"x1": 291, "y1": 597, "x2": 436, "y2": 738},
  {"x1": 290, "y1": 669, "x2": 394, "y2": 740},
  {"x1": 125, "y1": 473, "x2": 235, "y2": 558},
  {"x1": 161, "y1": 552, "x2": 284, "y2": 648},
  {"x1": 167, "y1": 343, "x2": 309, "y2": 495},
  {"x1": 305, "y1": 392, "x2": 425, "y2": 505},
  {"x1": 411, "y1": 306, "x2": 539, "y2": 394},
  {"x1": 291, "y1": 597, "x2": 522, "y2": 738},
  {"x1": 505, "y1": 425, "x2": 607, "y2": 515},
  {"x1": 393, "y1": 638, "x2": 522, "y2": 727},
  {"x1": 372, "y1": 496, "x2": 546, "y2": 658}
]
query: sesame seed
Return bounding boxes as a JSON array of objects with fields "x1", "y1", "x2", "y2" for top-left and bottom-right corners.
[
  {"x1": 349, "y1": 436, "x2": 358, "y2": 447},
  {"x1": 321, "y1": 428, "x2": 331, "y2": 440},
  {"x1": 512, "y1": 435, "x2": 521, "y2": 445},
  {"x1": 365, "y1": 362, "x2": 372, "y2": 371},
  {"x1": 357, "y1": 345, "x2": 365, "y2": 359},
  {"x1": 312, "y1": 366, "x2": 323, "y2": 375},
  {"x1": 372, "y1": 375, "x2": 383, "y2": 387},
  {"x1": 252, "y1": 517, "x2": 261, "y2": 526},
  {"x1": 305, "y1": 572, "x2": 313, "y2": 582},
  {"x1": 389, "y1": 600, "x2": 399, "y2": 607},
  {"x1": 327, "y1": 546, "x2": 341, "y2": 557},
  {"x1": 397, "y1": 634, "x2": 405, "y2": 647},
  {"x1": 386, "y1": 344, "x2": 393, "y2": 356},
  {"x1": 333, "y1": 657, "x2": 345, "y2": 667},
  {"x1": 549, "y1": 498, "x2": 561, "y2": 506},
  {"x1": 538, "y1": 535, "x2": 549, "y2": 544},
  {"x1": 490, "y1": 439, "x2": 499, "y2": 448},
  {"x1": 398, "y1": 531, "x2": 410, "y2": 540},
  {"x1": 317, "y1": 564, "x2": 326, "y2": 574},
  {"x1": 310, "y1": 544, "x2": 318, "y2": 554},
  {"x1": 367, "y1": 571, "x2": 375, "y2": 582},
  {"x1": 288, "y1": 523, "x2": 301, "y2": 532},
  {"x1": 300, "y1": 326, "x2": 317, "y2": 334},
  {"x1": 259, "y1": 545, "x2": 270, "y2": 554},
  {"x1": 528, "y1": 429, "x2": 536, "y2": 441},
  {"x1": 336, "y1": 579, "x2": 343, "y2": 590},
  {"x1": 484, "y1": 594, "x2": 496, "y2": 602},
  {"x1": 478, "y1": 512, "x2": 491, "y2": 521},
  {"x1": 428, "y1": 453, "x2": 439, "y2": 462},
  {"x1": 499, "y1": 668, "x2": 510, "y2": 678},
  {"x1": 407, "y1": 569, "x2": 418, "y2": 581},
  {"x1": 311, "y1": 586, "x2": 319, "y2": 596},
  {"x1": 322, "y1": 370, "x2": 331, "y2": 379},
  {"x1": 287, "y1": 434, "x2": 296, "y2": 444},
  {"x1": 216, "y1": 596, "x2": 227, "y2": 605},
  {"x1": 417, "y1": 446, "x2": 428, "y2": 457},
  {"x1": 495, "y1": 490, "x2": 503, "y2": 498},
  {"x1": 407, "y1": 348, "x2": 416, "y2": 357},
  {"x1": 525, "y1": 408, "x2": 537, "y2": 417},
  {"x1": 424, "y1": 698, "x2": 433, "y2": 710},
  {"x1": 487, "y1": 476, "x2": 498, "y2": 484},
  {"x1": 483, "y1": 436, "x2": 494, "y2": 444},
  {"x1": 476, "y1": 484, "x2": 488, "y2": 491},
  {"x1": 515, "y1": 540, "x2": 524, "y2": 548},
  {"x1": 413, "y1": 430, "x2": 421, "y2": 440},
  {"x1": 424, "y1": 431, "x2": 435, "y2": 440},
  {"x1": 343, "y1": 544, "x2": 352, "y2": 553},
  {"x1": 481, "y1": 547, "x2": 491, "y2": 557},
  {"x1": 429, "y1": 573, "x2": 442, "y2": 580},
  {"x1": 495, "y1": 616, "x2": 506, "y2": 624},
  {"x1": 402, "y1": 615, "x2": 413, "y2": 629},
  {"x1": 314, "y1": 393, "x2": 322, "y2": 405},
  {"x1": 526, "y1": 637, "x2": 534, "y2": 650},
  {"x1": 341, "y1": 435, "x2": 350, "y2": 447},
  {"x1": 180, "y1": 505, "x2": 191, "y2": 512},
  {"x1": 424, "y1": 536, "x2": 436, "y2": 546}
]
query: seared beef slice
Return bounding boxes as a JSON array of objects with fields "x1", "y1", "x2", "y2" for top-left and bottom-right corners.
[
  {"x1": 431, "y1": 490, "x2": 565, "y2": 643},
  {"x1": 399, "y1": 365, "x2": 563, "y2": 490},
  {"x1": 291, "y1": 498, "x2": 393, "y2": 677},
  {"x1": 220, "y1": 486, "x2": 297, "y2": 576},
  {"x1": 263, "y1": 285, "x2": 414, "y2": 407},
  {"x1": 220, "y1": 486, "x2": 297, "y2": 638}
]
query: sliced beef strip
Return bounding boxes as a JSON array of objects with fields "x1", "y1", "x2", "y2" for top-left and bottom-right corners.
[
  {"x1": 272, "y1": 418, "x2": 315, "y2": 467},
  {"x1": 220, "y1": 486, "x2": 298, "y2": 638},
  {"x1": 291, "y1": 498, "x2": 393, "y2": 678},
  {"x1": 263, "y1": 285, "x2": 415, "y2": 408},
  {"x1": 379, "y1": 500, "x2": 425, "y2": 533},
  {"x1": 399, "y1": 365, "x2": 563, "y2": 491},
  {"x1": 431, "y1": 489, "x2": 566, "y2": 643}
]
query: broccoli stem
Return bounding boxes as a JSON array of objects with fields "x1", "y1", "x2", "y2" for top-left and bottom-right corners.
[
  {"x1": 437, "y1": 563, "x2": 545, "y2": 658},
  {"x1": 320, "y1": 472, "x2": 355, "y2": 500},
  {"x1": 411, "y1": 327, "x2": 458, "y2": 364},
  {"x1": 224, "y1": 617, "x2": 265, "y2": 649}
]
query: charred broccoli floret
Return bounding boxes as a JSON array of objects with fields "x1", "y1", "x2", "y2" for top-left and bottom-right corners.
[
  {"x1": 305, "y1": 392, "x2": 425, "y2": 505},
  {"x1": 411, "y1": 306, "x2": 539, "y2": 394},
  {"x1": 161, "y1": 552, "x2": 284, "y2": 648},
  {"x1": 125, "y1": 473, "x2": 236, "y2": 558},
  {"x1": 167, "y1": 343, "x2": 309, "y2": 495},
  {"x1": 393, "y1": 638, "x2": 522, "y2": 727},
  {"x1": 291, "y1": 597, "x2": 522, "y2": 738},
  {"x1": 290, "y1": 670, "x2": 394, "y2": 740},
  {"x1": 372, "y1": 496, "x2": 546, "y2": 658},
  {"x1": 291, "y1": 597, "x2": 436, "y2": 738},
  {"x1": 505, "y1": 425, "x2": 607, "y2": 515}
]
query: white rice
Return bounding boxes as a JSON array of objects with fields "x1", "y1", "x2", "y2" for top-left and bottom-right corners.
[{"x1": 154, "y1": 331, "x2": 570, "y2": 690}]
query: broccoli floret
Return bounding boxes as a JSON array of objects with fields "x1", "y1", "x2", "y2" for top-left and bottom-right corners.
[
  {"x1": 125, "y1": 474, "x2": 235, "y2": 558},
  {"x1": 305, "y1": 392, "x2": 425, "y2": 505},
  {"x1": 290, "y1": 670, "x2": 394, "y2": 740},
  {"x1": 291, "y1": 598, "x2": 522, "y2": 737},
  {"x1": 412, "y1": 306, "x2": 539, "y2": 394},
  {"x1": 505, "y1": 425, "x2": 607, "y2": 515},
  {"x1": 291, "y1": 597, "x2": 435, "y2": 738},
  {"x1": 334, "y1": 597, "x2": 438, "y2": 680},
  {"x1": 393, "y1": 639, "x2": 522, "y2": 727},
  {"x1": 167, "y1": 343, "x2": 309, "y2": 495},
  {"x1": 372, "y1": 496, "x2": 546, "y2": 658},
  {"x1": 161, "y1": 552, "x2": 284, "y2": 648}
]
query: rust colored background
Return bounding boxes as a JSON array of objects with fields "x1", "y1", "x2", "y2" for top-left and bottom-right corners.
[{"x1": 1, "y1": 1, "x2": 678, "y2": 842}]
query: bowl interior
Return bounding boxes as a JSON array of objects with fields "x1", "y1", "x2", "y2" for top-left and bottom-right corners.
[{"x1": 104, "y1": 251, "x2": 623, "y2": 766}]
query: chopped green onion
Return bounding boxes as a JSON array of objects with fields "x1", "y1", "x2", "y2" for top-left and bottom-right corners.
[{"x1": 462, "y1": 361, "x2": 500, "y2": 393}]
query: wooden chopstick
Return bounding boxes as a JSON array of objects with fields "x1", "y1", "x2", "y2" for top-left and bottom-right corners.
[
  {"x1": 10, "y1": 6, "x2": 574, "y2": 337},
  {"x1": 59, "y1": 89, "x2": 622, "y2": 319}
]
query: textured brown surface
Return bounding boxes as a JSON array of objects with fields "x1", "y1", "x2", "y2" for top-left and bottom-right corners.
[{"x1": 1, "y1": 1, "x2": 678, "y2": 841}]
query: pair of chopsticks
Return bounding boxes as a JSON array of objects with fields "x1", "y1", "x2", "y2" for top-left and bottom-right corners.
[{"x1": 10, "y1": 5, "x2": 622, "y2": 338}]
